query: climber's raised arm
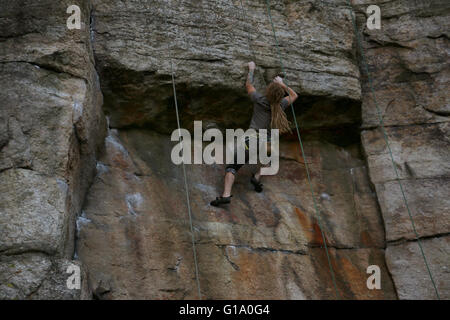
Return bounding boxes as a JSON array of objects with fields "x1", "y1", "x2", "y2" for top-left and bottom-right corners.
[
  {"x1": 245, "y1": 61, "x2": 256, "y2": 95},
  {"x1": 274, "y1": 76, "x2": 298, "y2": 105}
]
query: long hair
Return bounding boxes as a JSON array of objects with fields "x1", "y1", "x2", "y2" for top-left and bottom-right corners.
[{"x1": 265, "y1": 82, "x2": 292, "y2": 134}]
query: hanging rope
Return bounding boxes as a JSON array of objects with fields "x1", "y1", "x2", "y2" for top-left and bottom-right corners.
[
  {"x1": 262, "y1": 0, "x2": 340, "y2": 299},
  {"x1": 163, "y1": 11, "x2": 202, "y2": 300},
  {"x1": 158, "y1": 0, "x2": 439, "y2": 301},
  {"x1": 345, "y1": 0, "x2": 440, "y2": 299}
]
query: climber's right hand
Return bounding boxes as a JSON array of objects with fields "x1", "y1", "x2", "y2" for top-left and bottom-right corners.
[
  {"x1": 273, "y1": 76, "x2": 284, "y2": 84},
  {"x1": 248, "y1": 61, "x2": 256, "y2": 71}
]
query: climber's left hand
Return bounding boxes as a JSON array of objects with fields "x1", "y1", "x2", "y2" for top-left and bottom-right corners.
[{"x1": 273, "y1": 76, "x2": 283, "y2": 84}]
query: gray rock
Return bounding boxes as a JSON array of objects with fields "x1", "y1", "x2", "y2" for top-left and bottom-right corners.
[
  {"x1": 386, "y1": 236, "x2": 450, "y2": 299},
  {"x1": 91, "y1": 0, "x2": 361, "y2": 132},
  {"x1": 0, "y1": 253, "x2": 51, "y2": 300},
  {"x1": 357, "y1": 0, "x2": 450, "y2": 299},
  {"x1": 353, "y1": 0, "x2": 450, "y2": 127},
  {"x1": 0, "y1": 253, "x2": 90, "y2": 300},
  {"x1": 0, "y1": 169, "x2": 69, "y2": 255},
  {"x1": 31, "y1": 259, "x2": 91, "y2": 300},
  {"x1": 0, "y1": 0, "x2": 448, "y2": 300},
  {"x1": 0, "y1": 0, "x2": 105, "y2": 299},
  {"x1": 362, "y1": 123, "x2": 450, "y2": 184},
  {"x1": 375, "y1": 178, "x2": 450, "y2": 242},
  {"x1": 361, "y1": 123, "x2": 450, "y2": 241},
  {"x1": 0, "y1": 63, "x2": 84, "y2": 177}
]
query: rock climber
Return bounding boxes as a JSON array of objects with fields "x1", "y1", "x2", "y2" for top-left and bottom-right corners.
[{"x1": 210, "y1": 61, "x2": 298, "y2": 207}]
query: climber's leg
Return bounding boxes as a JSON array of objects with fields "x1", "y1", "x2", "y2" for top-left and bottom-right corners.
[
  {"x1": 210, "y1": 165, "x2": 241, "y2": 207},
  {"x1": 211, "y1": 137, "x2": 248, "y2": 206},
  {"x1": 251, "y1": 167, "x2": 263, "y2": 193},
  {"x1": 254, "y1": 167, "x2": 262, "y2": 181},
  {"x1": 222, "y1": 170, "x2": 235, "y2": 197}
]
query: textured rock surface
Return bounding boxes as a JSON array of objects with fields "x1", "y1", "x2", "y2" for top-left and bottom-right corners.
[
  {"x1": 91, "y1": 0, "x2": 361, "y2": 132},
  {"x1": 362, "y1": 124, "x2": 450, "y2": 241},
  {"x1": 354, "y1": 0, "x2": 450, "y2": 299},
  {"x1": 1, "y1": 0, "x2": 448, "y2": 300},
  {"x1": 386, "y1": 236, "x2": 449, "y2": 300},
  {"x1": 0, "y1": 0, "x2": 106, "y2": 299},
  {"x1": 77, "y1": 128, "x2": 395, "y2": 299},
  {"x1": 0, "y1": 169, "x2": 69, "y2": 255},
  {"x1": 0, "y1": 254, "x2": 90, "y2": 300}
]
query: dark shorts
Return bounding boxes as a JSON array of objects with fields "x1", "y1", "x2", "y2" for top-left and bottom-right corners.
[{"x1": 225, "y1": 136, "x2": 263, "y2": 175}]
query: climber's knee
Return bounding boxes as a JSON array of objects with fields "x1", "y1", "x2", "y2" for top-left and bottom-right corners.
[{"x1": 225, "y1": 164, "x2": 242, "y2": 176}]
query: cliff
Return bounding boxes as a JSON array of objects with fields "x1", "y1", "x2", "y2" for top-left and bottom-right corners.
[{"x1": 0, "y1": 0, "x2": 448, "y2": 299}]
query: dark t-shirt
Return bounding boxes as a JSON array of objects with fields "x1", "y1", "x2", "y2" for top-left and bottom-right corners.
[{"x1": 249, "y1": 91, "x2": 290, "y2": 130}]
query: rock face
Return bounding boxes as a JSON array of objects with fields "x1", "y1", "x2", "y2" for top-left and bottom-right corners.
[
  {"x1": 0, "y1": 0, "x2": 106, "y2": 299},
  {"x1": 1, "y1": 0, "x2": 448, "y2": 300},
  {"x1": 354, "y1": 0, "x2": 450, "y2": 299},
  {"x1": 386, "y1": 236, "x2": 449, "y2": 300},
  {"x1": 77, "y1": 128, "x2": 395, "y2": 299},
  {"x1": 91, "y1": 0, "x2": 362, "y2": 133}
]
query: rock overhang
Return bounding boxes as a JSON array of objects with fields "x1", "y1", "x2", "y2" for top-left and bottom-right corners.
[{"x1": 92, "y1": 0, "x2": 362, "y2": 132}]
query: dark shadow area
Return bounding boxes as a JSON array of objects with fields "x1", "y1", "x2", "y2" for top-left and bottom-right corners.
[{"x1": 98, "y1": 64, "x2": 362, "y2": 140}]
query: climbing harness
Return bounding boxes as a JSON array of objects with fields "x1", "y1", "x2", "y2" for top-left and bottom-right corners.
[
  {"x1": 163, "y1": 12, "x2": 202, "y2": 300},
  {"x1": 262, "y1": 0, "x2": 341, "y2": 299},
  {"x1": 345, "y1": 0, "x2": 440, "y2": 299}
]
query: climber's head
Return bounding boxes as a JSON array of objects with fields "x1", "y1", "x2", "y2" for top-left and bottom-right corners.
[
  {"x1": 265, "y1": 82, "x2": 291, "y2": 134},
  {"x1": 265, "y1": 82, "x2": 285, "y2": 104}
]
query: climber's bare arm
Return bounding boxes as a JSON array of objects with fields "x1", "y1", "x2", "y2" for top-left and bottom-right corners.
[
  {"x1": 274, "y1": 76, "x2": 298, "y2": 105},
  {"x1": 246, "y1": 61, "x2": 256, "y2": 95},
  {"x1": 283, "y1": 85, "x2": 298, "y2": 105}
]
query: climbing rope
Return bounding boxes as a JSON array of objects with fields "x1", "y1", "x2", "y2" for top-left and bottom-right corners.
[
  {"x1": 159, "y1": 0, "x2": 439, "y2": 300},
  {"x1": 163, "y1": 11, "x2": 202, "y2": 300},
  {"x1": 262, "y1": 0, "x2": 340, "y2": 299},
  {"x1": 345, "y1": 0, "x2": 440, "y2": 299}
]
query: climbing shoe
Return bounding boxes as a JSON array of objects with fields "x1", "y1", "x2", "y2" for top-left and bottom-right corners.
[
  {"x1": 251, "y1": 174, "x2": 263, "y2": 193},
  {"x1": 210, "y1": 196, "x2": 232, "y2": 207}
]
